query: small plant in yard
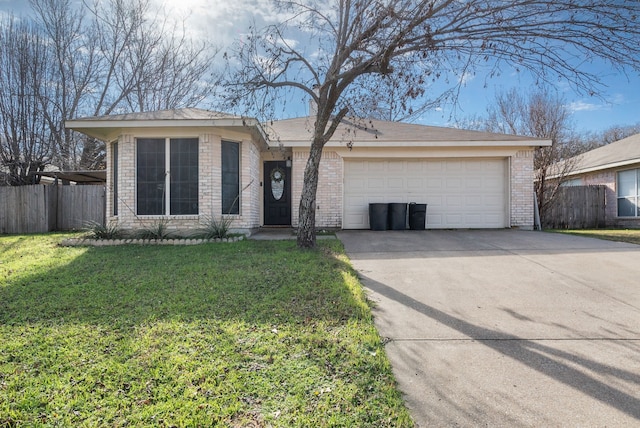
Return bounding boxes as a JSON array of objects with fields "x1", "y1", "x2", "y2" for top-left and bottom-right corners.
[
  {"x1": 134, "y1": 218, "x2": 173, "y2": 240},
  {"x1": 195, "y1": 215, "x2": 234, "y2": 239},
  {"x1": 83, "y1": 220, "x2": 123, "y2": 239}
]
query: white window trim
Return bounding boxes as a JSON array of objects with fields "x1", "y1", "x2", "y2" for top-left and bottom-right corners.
[{"x1": 616, "y1": 168, "x2": 640, "y2": 218}]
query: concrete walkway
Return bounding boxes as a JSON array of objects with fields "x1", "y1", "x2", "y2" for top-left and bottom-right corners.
[
  {"x1": 249, "y1": 228, "x2": 297, "y2": 240},
  {"x1": 337, "y1": 230, "x2": 640, "y2": 427},
  {"x1": 249, "y1": 228, "x2": 337, "y2": 241}
]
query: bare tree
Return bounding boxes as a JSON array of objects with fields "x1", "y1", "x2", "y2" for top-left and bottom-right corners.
[
  {"x1": 349, "y1": 74, "x2": 445, "y2": 122},
  {"x1": 0, "y1": 17, "x2": 55, "y2": 185},
  {"x1": 468, "y1": 88, "x2": 575, "y2": 218},
  {"x1": 224, "y1": 0, "x2": 640, "y2": 248},
  {"x1": 0, "y1": 0, "x2": 217, "y2": 179},
  {"x1": 29, "y1": 0, "x2": 96, "y2": 171},
  {"x1": 30, "y1": 0, "x2": 217, "y2": 170},
  {"x1": 569, "y1": 122, "x2": 640, "y2": 157}
]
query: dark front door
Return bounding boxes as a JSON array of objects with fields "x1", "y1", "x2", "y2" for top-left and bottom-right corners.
[{"x1": 264, "y1": 161, "x2": 292, "y2": 225}]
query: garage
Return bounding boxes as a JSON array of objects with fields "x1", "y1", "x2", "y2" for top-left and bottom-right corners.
[{"x1": 343, "y1": 158, "x2": 508, "y2": 229}]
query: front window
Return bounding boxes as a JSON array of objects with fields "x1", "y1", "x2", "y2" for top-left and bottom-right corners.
[
  {"x1": 136, "y1": 137, "x2": 198, "y2": 215},
  {"x1": 221, "y1": 140, "x2": 240, "y2": 215},
  {"x1": 617, "y1": 169, "x2": 640, "y2": 217}
]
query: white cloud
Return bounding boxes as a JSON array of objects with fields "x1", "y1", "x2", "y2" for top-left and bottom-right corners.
[
  {"x1": 567, "y1": 92, "x2": 627, "y2": 113},
  {"x1": 609, "y1": 93, "x2": 625, "y2": 105},
  {"x1": 458, "y1": 71, "x2": 475, "y2": 85},
  {"x1": 150, "y1": 0, "x2": 297, "y2": 48},
  {"x1": 278, "y1": 38, "x2": 299, "y2": 49},
  {"x1": 567, "y1": 100, "x2": 603, "y2": 112}
]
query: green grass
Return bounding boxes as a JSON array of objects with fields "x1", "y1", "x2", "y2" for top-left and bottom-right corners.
[
  {"x1": 0, "y1": 234, "x2": 413, "y2": 427},
  {"x1": 550, "y1": 228, "x2": 640, "y2": 245}
]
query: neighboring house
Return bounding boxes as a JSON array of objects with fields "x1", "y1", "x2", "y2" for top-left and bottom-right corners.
[
  {"x1": 66, "y1": 108, "x2": 549, "y2": 234},
  {"x1": 553, "y1": 133, "x2": 640, "y2": 228}
]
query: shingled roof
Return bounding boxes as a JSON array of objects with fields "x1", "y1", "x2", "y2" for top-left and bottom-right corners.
[
  {"x1": 266, "y1": 116, "x2": 547, "y2": 147},
  {"x1": 564, "y1": 133, "x2": 640, "y2": 177},
  {"x1": 67, "y1": 108, "x2": 549, "y2": 148},
  {"x1": 66, "y1": 108, "x2": 264, "y2": 142},
  {"x1": 69, "y1": 108, "x2": 241, "y2": 122}
]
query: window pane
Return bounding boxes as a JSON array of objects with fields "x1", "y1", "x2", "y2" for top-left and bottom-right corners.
[
  {"x1": 113, "y1": 142, "x2": 118, "y2": 216},
  {"x1": 221, "y1": 141, "x2": 240, "y2": 215},
  {"x1": 137, "y1": 138, "x2": 166, "y2": 215},
  {"x1": 617, "y1": 170, "x2": 637, "y2": 197},
  {"x1": 170, "y1": 138, "x2": 199, "y2": 215},
  {"x1": 617, "y1": 197, "x2": 638, "y2": 217}
]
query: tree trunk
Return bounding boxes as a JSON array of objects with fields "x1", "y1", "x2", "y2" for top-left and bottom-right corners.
[{"x1": 297, "y1": 138, "x2": 324, "y2": 248}]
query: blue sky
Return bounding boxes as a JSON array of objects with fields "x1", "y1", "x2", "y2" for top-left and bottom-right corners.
[
  {"x1": 1, "y1": 0, "x2": 638, "y2": 133},
  {"x1": 428, "y1": 62, "x2": 640, "y2": 133}
]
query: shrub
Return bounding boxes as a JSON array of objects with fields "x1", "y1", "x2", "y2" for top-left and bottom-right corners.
[
  {"x1": 83, "y1": 220, "x2": 123, "y2": 239},
  {"x1": 195, "y1": 216, "x2": 234, "y2": 239},
  {"x1": 135, "y1": 219, "x2": 173, "y2": 240}
]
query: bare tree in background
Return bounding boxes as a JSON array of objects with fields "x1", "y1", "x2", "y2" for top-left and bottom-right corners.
[
  {"x1": 469, "y1": 88, "x2": 575, "y2": 219},
  {"x1": 33, "y1": 0, "x2": 216, "y2": 170},
  {"x1": 0, "y1": 0, "x2": 216, "y2": 183},
  {"x1": 570, "y1": 123, "x2": 640, "y2": 157},
  {"x1": 0, "y1": 18, "x2": 56, "y2": 185},
  {"x1": 349, "y1": 75, "x2": 444, "y2": 122},
  {"x1": 225, "y1": 0, "x2": 640, "y2": 248}
]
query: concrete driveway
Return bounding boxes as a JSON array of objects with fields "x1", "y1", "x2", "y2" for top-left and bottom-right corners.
[{"x1": 337, "y1": 230, "x2": 640, "y2": 427}]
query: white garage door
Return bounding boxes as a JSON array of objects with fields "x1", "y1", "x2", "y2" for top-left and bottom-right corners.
[{"x1": 343, "y1": 158, "x2": 508, "y2": 229}]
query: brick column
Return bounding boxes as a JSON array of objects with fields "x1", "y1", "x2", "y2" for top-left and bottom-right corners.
[{"x1": 510, "y1": 150, "x2": 534, "y2": 229}]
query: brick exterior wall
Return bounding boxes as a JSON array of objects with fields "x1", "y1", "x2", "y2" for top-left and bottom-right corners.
[
  {"x1": 291, "y1": 149, "x2": 343, "y2": 229},
  {"x1": 200, "y1": 133, "x2": 218, "y2": 221},
  {"x1": 241, "y1": 138, "x2": 262, "y2": 228},
  {"x1": 104, "y1": 128, "x2": 539, "y2": 232},
  {"x1": 107, "y1": 132, "x2": 262, "y2": 233},
  {"x1": 579, "y1": 168, "x2": 640, "y2": 228},
  {"x1": 510, "y1": 149, "x2": 535, "y2": 229}
]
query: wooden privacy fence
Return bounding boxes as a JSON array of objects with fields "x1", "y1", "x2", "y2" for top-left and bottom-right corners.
[
  {"x1": 542, "y1": 185, "x2": 606, "y2": 229},
  {"x1": 0, "y1": 185, "x2": 105, "y2": 234}
]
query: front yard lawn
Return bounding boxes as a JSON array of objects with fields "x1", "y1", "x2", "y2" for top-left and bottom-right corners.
[
  {"x1": 550, "y1": 228, "x2": 640, "y2": 245},
  {"x1": 0, "y1": 234, "x2": 412, "y2": 427}
]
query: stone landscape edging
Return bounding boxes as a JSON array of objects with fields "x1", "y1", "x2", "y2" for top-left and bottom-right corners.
[{"x1": 60, "y1": 236, "x2": 244, "y2": 247}]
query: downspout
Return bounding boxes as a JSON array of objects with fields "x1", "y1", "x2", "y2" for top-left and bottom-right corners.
[{"x1": 534, "y1": 191, "x2": 542, "y2": 231}]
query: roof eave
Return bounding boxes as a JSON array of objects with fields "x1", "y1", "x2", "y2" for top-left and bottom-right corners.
[
  {"x1": 271, "y1": 139, "x2": 549, "y2": 148},
  {"x1": 65, "y1": 117, "x2": 269, "y2": 148},
  {"x1": 561, "y1": 158, "x2": 640, "y2": 178},
  {"x1": 66, "y1": 117, "x2": 257, "y2": 129}
]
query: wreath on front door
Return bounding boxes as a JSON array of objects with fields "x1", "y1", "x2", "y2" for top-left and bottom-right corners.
[{"x1": 270, "y1": 167, "x2": 285, "y2": 183}]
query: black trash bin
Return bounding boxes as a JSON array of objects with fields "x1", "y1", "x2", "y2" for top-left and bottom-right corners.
[
  {"x1": 409, "y1": 203, "x2": 427, "y2": 230},
  {"x1": 388, "y1": 203, "x2": 407, "y2": 230},
  {"x1": 369, "y1": 203, "x2": 388, "y2": 230}
]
